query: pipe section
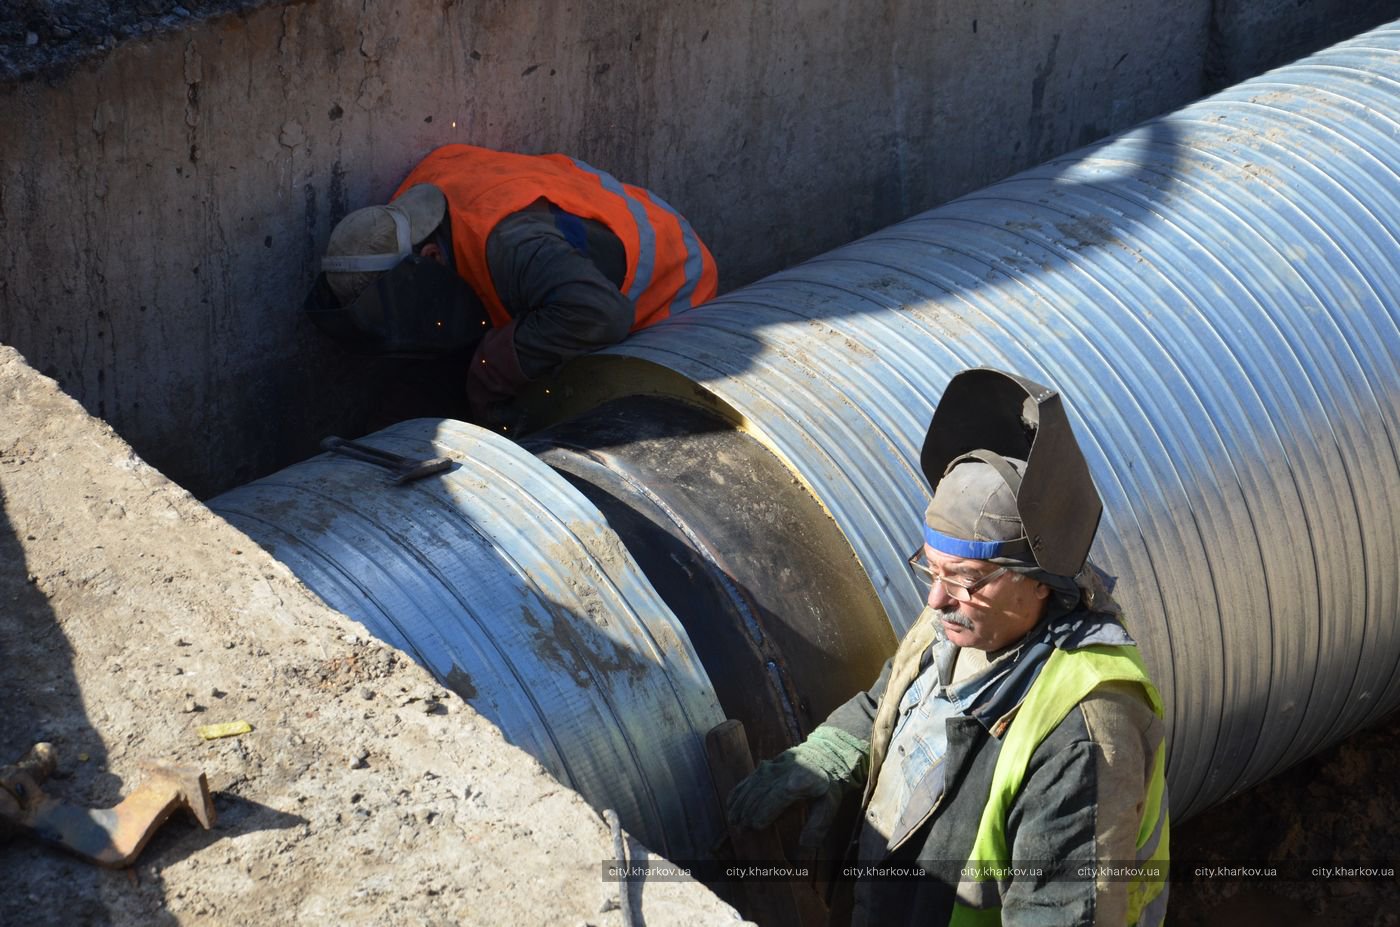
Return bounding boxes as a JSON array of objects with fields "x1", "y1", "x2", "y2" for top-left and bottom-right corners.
[
  {"x1": 210, "y1": 418, "x2": 726, "y2": 859},
  {"x1": 522, "y1": 395, "x2": 895, "y2": 765},
  {"x1": 533, "y1": 22, "x2": 1400, "y2": 821}
]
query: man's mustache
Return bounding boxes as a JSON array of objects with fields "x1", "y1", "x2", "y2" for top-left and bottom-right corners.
[{"x1": 926, "y1": 605, "x2": 973, "y2": 630}]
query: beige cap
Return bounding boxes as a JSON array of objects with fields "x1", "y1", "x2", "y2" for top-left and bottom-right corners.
[
  {"x1": 924, "y1": 455, "x2": 1031, "y2": 563},
  {"x1": 322, "y1": 183, "x2": 449, "y2": 305}
]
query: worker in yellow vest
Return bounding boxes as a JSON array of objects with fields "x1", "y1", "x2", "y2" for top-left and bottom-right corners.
[
  {"x1": 304, "y1": 144, "x2": 718, "y2": 426},
  {"x1": 729, "y1": 367, "x2": 1169, "y2": 926}
]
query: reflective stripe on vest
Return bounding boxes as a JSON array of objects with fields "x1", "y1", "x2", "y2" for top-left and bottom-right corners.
[
  {"x1": 631, "y1": 186, "x2": 709, "y2": 315},
  {"x1": 394, "y1": 145, "x2": 717, "y2": 330},
  {"x1": 949, "y1": 644, "x2": 1170, "y2": 927}
]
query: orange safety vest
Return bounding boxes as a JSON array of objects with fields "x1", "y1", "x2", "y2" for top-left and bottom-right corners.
[{"x1": 395, "y1": 144, "x2": 718, "y2": 330}]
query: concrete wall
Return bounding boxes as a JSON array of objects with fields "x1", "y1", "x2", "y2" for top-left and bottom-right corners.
[
  {"x1": 0, "y1": 0, "x2": 1395, "y2": 496},
  {"x1": 1206, "y1": 0, "x2": 1400, "y2": 89}
]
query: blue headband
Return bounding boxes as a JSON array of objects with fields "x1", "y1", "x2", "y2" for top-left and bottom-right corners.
[{"x1": 923, "y1": 524, "x2": 1015, "y2": 560}]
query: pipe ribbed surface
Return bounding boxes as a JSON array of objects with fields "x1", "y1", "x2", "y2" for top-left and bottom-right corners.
[
  {"x1": 546, "y1": 23, "x2": 1400, "y2": 820},
  {"x1": 209, "y1": 418, "x2": 725, "y2": 859}
]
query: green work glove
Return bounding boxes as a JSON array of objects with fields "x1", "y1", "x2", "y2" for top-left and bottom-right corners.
[{"x1": 726, "y1": 725, "x2": 869, "y2": 850}]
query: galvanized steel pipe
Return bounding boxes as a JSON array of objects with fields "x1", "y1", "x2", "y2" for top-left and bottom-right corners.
[
  {"x1": 211, "y1": 419, "x2": 728, "y2": 859},
  {"x1": 536, "y1": 22, "x2": 1400, "y2": 821}
]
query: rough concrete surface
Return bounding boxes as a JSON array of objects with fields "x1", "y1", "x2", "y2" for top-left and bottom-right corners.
[
  {"x1": 0, "y1": 343, "x2": 743, "y2": 926},
  {"x1": 1205, "y1": 0, "x2": 1400, "y2": 90},
  {"x1": 0, "y1": 0, "x2": 265, "y2": 79}
]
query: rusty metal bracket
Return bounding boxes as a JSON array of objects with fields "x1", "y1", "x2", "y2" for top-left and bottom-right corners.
[{"x1": 0, "y1": 743, "x2": 217, "y2": 868}]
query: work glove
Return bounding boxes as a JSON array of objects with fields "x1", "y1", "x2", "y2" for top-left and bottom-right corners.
[
  {"x1": 466, "y1": 319, "x2": 530, "y2": 428},
  {"x1": 726, "y1": 725, "x2": 869, "y2": 851}
]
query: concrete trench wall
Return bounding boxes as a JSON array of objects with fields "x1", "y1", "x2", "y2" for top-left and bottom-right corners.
[{"x1": 3, "y1": 0, "x2": 1395, "y2": 498}]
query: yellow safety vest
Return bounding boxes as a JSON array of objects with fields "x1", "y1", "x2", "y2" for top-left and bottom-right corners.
[{"x1": 949, "y1": 644, "x2": 1170, "y2": 927}]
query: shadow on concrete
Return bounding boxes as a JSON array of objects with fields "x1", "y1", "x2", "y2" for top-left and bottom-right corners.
[
  {"x1": 1, "y1": 484, "x2": 309, "y2": 923},
  {"x1": 142, "y1": 792, "x2": 307, "y2": 868},
  {"x1": 0, "y1": 484, "x2": 126, "y2": 926}
]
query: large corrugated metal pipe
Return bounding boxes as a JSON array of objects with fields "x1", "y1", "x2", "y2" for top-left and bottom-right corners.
[
  {"x1": 211, "y1": 419, "x2": 734, "y2": 859},
  {"x1": 527, "y1": 21, "x2": 1400, "y2": 822},
  {"x1": 213, "y1": 18, "x2": 1400, "y2": 865}
]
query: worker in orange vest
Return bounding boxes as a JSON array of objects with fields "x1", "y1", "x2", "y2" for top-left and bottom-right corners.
[{"x1": 304, "y1": 144, "x2": 719, "y2": 426}]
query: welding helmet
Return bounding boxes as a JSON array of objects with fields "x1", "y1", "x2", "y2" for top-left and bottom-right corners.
[
  {"x1": 303, "y1": 255, "x2": 488, "y2": 357},
  {"x1": 919, "y1": 367, "x2": 1102, "y2": 577},
  {"x1": 303, "y1": 186, "x2": 489, "y2": 356}
]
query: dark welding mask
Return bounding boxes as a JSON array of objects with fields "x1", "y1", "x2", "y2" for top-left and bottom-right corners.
[
  {"x1": 919, "y1": 367, "x2": 1102, "y2": 577},
  {"x1": 303, "y1": 255, "x2": 488, "y2": 357}
]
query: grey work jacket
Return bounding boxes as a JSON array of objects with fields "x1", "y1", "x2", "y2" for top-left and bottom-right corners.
[
  {"x1": 485, "y1": 201, "x2": 633, "y2": 380},
  {"x1": 823, "y1": 607, "x2": 1165, "y2": 927}
]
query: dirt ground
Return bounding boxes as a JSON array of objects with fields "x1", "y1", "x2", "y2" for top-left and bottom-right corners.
[
  {"x1": 0, "y1": 344, "x2": 744, "y2": 925},
  {"x1": 0, "y1": 0, "x2": 267, "y2": 79},
  {"x1": 1168, "y1": 716, "x2": 1400, "y2": 925}
]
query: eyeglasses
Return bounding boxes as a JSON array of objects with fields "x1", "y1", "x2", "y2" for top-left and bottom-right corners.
[{"x1": 907, "y1": 550, "x2": 1008, "y2": 602}]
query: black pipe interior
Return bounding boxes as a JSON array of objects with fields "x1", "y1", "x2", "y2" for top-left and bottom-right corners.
[{"x1": 524, "y1": 395, "x2": 897, "y2": 765}]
